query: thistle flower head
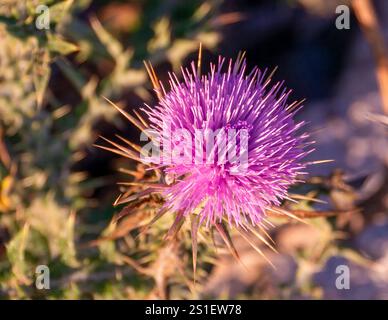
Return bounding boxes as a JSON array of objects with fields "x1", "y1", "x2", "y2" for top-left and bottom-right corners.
[
  {"x1": 97, "y1": 53, "x2": 314, "y2": 268},
  {"x1": 140, "y1": 56, "x2": 310, "y2": 228}
]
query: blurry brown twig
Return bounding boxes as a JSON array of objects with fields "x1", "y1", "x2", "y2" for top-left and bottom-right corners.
[
  {"x1": 352, "y1": 0, "x2": 388, "y2": 115},
  {"x1": 211, "y1": 12, "x2": 245, "y2": 27},
  {"x1": 266, "y1": 208, "x2": 359, "y2": 219},
  {"x1": 0, "y1": 127, "x2": 11, "y2": 169}
]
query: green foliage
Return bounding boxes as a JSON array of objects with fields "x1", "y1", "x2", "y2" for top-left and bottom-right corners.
[{"x1": 0, "y1": 0, "x2": 222, "y2": 299}]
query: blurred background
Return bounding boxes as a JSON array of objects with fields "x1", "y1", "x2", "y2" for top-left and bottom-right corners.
[{"x1": 1, "y1": 0, "x2": 388, "y2": 299}]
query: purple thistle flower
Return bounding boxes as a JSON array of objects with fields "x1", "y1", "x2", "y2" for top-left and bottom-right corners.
[
  {"x1": 139, "y1": 55, "x2": 311, "y2": 228},
  {"x1": 96, "y1": 53, "x2": 317, "y2": 268}
]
